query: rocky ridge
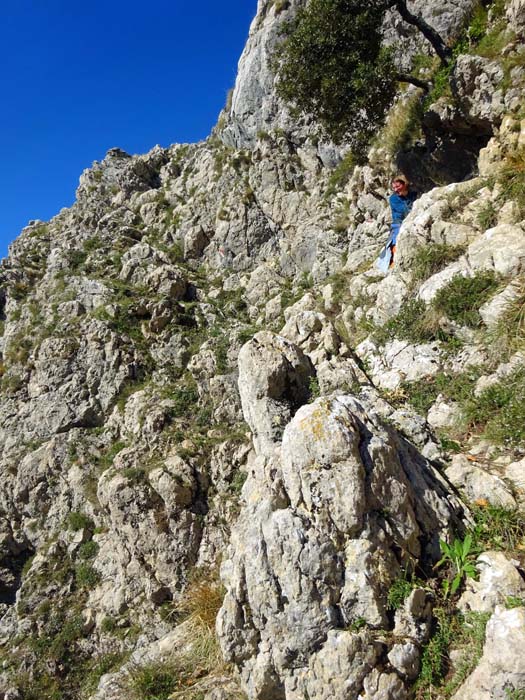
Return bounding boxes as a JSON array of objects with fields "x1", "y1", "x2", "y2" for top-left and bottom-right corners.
[{"x1": 0, "y1": 0, "x2": 525, "y2": 699}]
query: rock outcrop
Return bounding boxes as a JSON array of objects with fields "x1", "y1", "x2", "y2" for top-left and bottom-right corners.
[{"x1": 1, "y1": 0, "x2": 525, "y2": 698}]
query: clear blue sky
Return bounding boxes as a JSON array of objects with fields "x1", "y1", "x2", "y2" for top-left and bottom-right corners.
[{"x1": 0, "y1": 1, "x2": 257, "y2": 259}]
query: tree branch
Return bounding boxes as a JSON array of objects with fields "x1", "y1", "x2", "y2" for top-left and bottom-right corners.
[
  {"x1": 392, "y1": 0, "x2": 452, "y2": 66},
  {"x1": 396, "y1": 72, "x2": 430, "y2": 92}
]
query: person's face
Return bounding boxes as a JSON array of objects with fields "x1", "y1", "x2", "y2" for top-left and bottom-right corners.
[{"x1": 392, "y1": 179, "x2": 408, "y2": 196}]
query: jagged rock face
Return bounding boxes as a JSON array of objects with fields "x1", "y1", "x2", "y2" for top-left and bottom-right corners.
[
  {"x1": 222, "y1": 0, "x2": 479, "y2": 150},
  {"x1": 218, "y1": 336, "x2": 464, "y2": 699},
  {"x1": 0, "y1": 0, "x2": 525, "y2": 697}
]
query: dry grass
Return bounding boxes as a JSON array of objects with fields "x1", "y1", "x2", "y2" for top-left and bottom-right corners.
[
  {"x1": 377, "y1": 90, "x2": 423, "y2": 157},
  {"x1": 176, "y1": 567, "x2": 225, "y2": 630}
]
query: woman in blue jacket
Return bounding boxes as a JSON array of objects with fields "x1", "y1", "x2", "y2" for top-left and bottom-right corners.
[{"x1": 388, "y1": 174, "x2": 417, "y2": 266}]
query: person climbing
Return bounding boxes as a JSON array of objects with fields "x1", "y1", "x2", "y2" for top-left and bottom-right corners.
[
  {"x1": 388, "y1": 174, "x2": 417, "y2": 267},
  {"x1": 376, "y1": 174, "x2": 418, "y2": 272}
]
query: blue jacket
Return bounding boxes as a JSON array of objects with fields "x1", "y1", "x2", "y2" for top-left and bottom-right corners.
[{"x1": 389, "y1": 191, "x2": 417, "y2": 225}]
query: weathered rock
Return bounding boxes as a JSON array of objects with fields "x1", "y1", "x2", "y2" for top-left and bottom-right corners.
[
  {"x1": 459, "y1": 551, "x2": 525, "y2": 613},
  {"x1": 451, "y1": 607, "x2": 525, "y2": 700},
  {"x1": 237, "y1": 331, "x2": 315, "y2": 455},
  {"x1": 446, "y1": 455, "x2": 517, "y2": 507},
  {"x1": 218, "y1": 395, "x2": 464, "y2": 699}
]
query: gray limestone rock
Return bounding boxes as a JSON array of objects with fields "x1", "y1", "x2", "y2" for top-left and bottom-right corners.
[
  {"x1": 237, "y1": 331, "x2": 315, "y2": 455},
  {"x1": 459, "y1": 551, "x2": 525, "y2": 613},
  {"x1": 218, "y1": 394, "x2": 464, "y2": 699},
  {"x1": 445, "y1": 454, "x2": 517, "y2": 508},
  {"x1": 451, "y1": 606, "x2": 525, "y2": 700}
]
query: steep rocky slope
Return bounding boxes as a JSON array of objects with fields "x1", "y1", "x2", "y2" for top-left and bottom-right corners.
[{"x1": 0, "y1": 1, "x2": 525, "y2": 699}]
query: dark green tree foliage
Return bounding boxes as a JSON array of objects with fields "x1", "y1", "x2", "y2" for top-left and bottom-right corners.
[{"x1": 275, "y1": 0, "x2": 396, "y2": 151}]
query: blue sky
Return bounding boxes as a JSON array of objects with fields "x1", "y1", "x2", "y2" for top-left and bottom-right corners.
[{"x1": 0, "y1": 1, "x2": 257, "y2": 259}]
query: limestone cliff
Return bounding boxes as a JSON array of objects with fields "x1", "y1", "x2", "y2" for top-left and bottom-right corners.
[{"x1": 0, "y1": 1, "x2": 525, "y2": 699}]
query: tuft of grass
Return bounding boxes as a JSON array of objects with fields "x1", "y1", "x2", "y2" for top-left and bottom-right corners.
[
  {"x1": 476, "y1": 200, "x2": 498, "y2": 230},
  {"x1": 75, "y1": 562, "x2": 101, "y2": 589},
  {"x1": 372, "y1": 298, "x2": 444, "y2": 345},
  {"x1": 412, "y1": 244, "x2": 467, "y2": 283},
  {"x1": 127, "y1": 607, "x2": 225, "y2": 700},
  {"x1": 433, "y1": 272, "x2": 499, "y2": 328},
  {"x1": 490, "y1": 276, "x2": 525, "y2": 357},
  {"x1": 471, "y1": 503, "x2": 525, "y2": 552},
  {"x1": 497, "y1": 148, "x2": 525, "y2": 215},
  {"x1": 128, "y1": 661, "x2": 181, "y2": 700},
  {"x1": 378, "y1": 90, "x2": 424, "y2": 156},
  {"x1": 463, "y1": 366, "x2": 525, "y2": 446},
  {"x1": 324, "y1": 150, "x2": 356, "y2": 198},
  {"x1": 400, "y1": 367, "x2": 481, "y2": 416},
  {"x1": 175, "y1": 568, "x2": 225, "y2": 630},
  {"x1": 65, "y1": 512, "x2": 94, "y2": 532}
]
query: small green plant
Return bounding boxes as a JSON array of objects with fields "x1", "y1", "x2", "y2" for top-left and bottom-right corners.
[
  {"x1": 476, "y1": 200, "x2": 498, "y2": 230},
  {"x1": 506, "y1": 596, "x2": 525, "y2": 609},
  {"x1": 416, "y1": 607, "x2": 455, "y2": 691},
  {"x1": 435, "y1": 534, "x2": 478, "y2": 598},
  {"x1": 349, "y1": 617, "x2": 367, "y2": 632},
  {"x1": 230, "y1": 470, "x2": 248, "y2": 495},
  {"x1": 387, "y1": 571, "x2": 426, "y2": 611},
  {"x1": 464, "y1": 367, "x2": 525, "y2": 447},
  {"x1": 387, "y1": 577, "x2": 414, "y2": 611},
  {"x1": 308, "y1": 376, "x2": 321, "y2": 402},
  {"x1": 442, "y1": 611, "x2": 491, "y2": 696}
]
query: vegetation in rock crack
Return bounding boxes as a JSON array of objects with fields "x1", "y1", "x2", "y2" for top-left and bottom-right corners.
[
  {"x1": 128, "y1": 570, "x2": 225, "y2": 700},
  {"x1": 387, "y1": 571, "x2": 426, "y2": 610},
  {"x1": 434, "y1": 534, "x2": 478, "y2": 599},
  {"x1": 397, "y1": 368, "x2": 480, "y2": 418},
  {"x1": 411, "y1": 244, "x2": 467, "y2": 283},
  {"x1": 497, "y1": 148, "x2": 525, "y2": 216},
  {"x1": 432, "y1": 272, "x2": 500, "y2": 328},
  {"x1": 463, "y1": 366, "x2": 525, "y2": 447},
  {"x1": 490, "y1": 276, "x2": 525, "y2": 358},
  {"x1": 372, "y1": 298, "x2": 446, "y2": 345},
  {"x1": 471, "y1": 503, "x2": 525, "y2": 553},
  {"x1": 415, "y1": 608, "x2": 490, "y2": 700}
]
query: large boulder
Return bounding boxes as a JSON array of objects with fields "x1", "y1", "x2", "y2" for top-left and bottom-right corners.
[
  {"x1": 218, "y1": 394, "x2": 465, "y2": 700},
  {"x1": 237, "y1": 331, "x2": 315, "y2": 455}
]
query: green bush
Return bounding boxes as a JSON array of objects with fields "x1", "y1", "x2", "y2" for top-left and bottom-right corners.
[
  {"x1": 77, "y1": 541, "x2": 99, "y2": 560},
  {"x1": 372, "y1": 298, "x2": 444, "y2": 345},
  {"x1": 433, "y1": 272, "x2": 499, "y2": 327},
  {"x1": 75, "y1": 563, "x2": 101, "y2": 588},
  {"x1": 66, "y1": 512, "x2": 94, "y2": 532},
  {"x1": 412, "y1": 244, "x2": 466, "y2": 282}
]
